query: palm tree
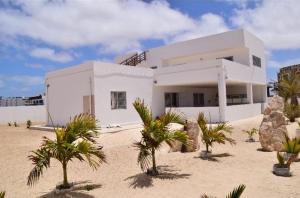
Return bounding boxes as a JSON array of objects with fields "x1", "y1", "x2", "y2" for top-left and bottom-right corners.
[
  {"x1": 0, "y1": 191, "x2": 5, "y2": 198},
  {"x1": 133, "y1": 98, "x2": 188, "y2": 175},
  {"x1": 197, "y1": 113, "x2": 235, "y2": 154},
  {"x1": 201, "y1": 184, "x2": 246, "y2": 198},
  {"x1": 27, "y1": 114, "x2": 106, "y2": 189},
  {"x1": 278, "y1": 71, "x2": 300, "y2": 105}
]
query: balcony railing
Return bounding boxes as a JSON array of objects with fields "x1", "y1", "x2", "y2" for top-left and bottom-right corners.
[{"x1": 120, "y1": 51, "x2": 146, "y2": 66}]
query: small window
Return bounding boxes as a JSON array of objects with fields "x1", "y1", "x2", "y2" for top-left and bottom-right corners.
[
  {"x1": 252, "y1": 55, "x2": 261, "y2": 67},
  {"x1": 165, "y1": 93, "x2": 179, "y2": 107},
  {"x1": 217, "y1": 56, "x2": 234, "y2": 61},
  {"x1": 111, "y1": 92, "x2": 127, "y2": 109},
  {"x1": 193, "y1": 93, "x2": 204, "y2": 107}
]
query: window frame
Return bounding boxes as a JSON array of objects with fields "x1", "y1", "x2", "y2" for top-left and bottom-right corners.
[
  {"x1": 111, "y1": 91, "x2": 127, "y2": 110},
  {"x1": 252, "y1": 55, "x2": 261, "y2": 67},
  {"x1": 165, "y1": 92, "x2": 179, "y2": 107}
]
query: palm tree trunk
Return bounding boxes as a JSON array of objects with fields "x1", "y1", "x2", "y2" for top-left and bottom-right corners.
[
  {"x1": 206, "y1": 143, "x2": 209, "y2": 153},
  {"x1": 291, "y1": 95, "x2": 299, "y2": 105},
  {"x1": 151, "y1": 148, "x2": 158, "y2": 175},
  {"x1": 62, "y1": 161, "x2": 69, "y2": 188}
]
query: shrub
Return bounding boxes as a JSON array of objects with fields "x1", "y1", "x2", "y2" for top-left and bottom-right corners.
[
  {"x1": 242, "y1": 128, "x2": 257, "y2": 142},
  {"x1": 13, "y1": 122, "x2": 18, "y2": 127},
  {"x1": 0, "y1": 191, "x2": 5, "y2": 198},
  {"x1": 8, "y1": 122, "x2": 11, "y2": 127},
  {"x1": 284, "y1": 103, "x2": 300, "y2": 122},
  {"x1": 201, "y1": 184, "x2": 246, "y2": 198},
  {"x1": 26, "y1": 120, "x2": 32, "y2": 129}
]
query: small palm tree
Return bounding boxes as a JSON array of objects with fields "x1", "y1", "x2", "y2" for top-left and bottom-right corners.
[
  {"x1": 243, "y1": 128, "x2": 257, "y2": 142},
  {"x1": 197, "y1": 113, "x2": 235, "y2": 154},
  {"x1": 278, "y1": 71, "x2": 300, "y2": 105},
  {"x1": 0, "y1": 191, "x2": 5, "y2": 198},
  {"x1": 27, "y1": 114, "x2": 106, "y2": 189},
  {"x1": 133, "y1": 99, "x2": 188, "y2": 175},
  {"x1": 201, "y1": 184, "x2": 246, "y2": 198}
]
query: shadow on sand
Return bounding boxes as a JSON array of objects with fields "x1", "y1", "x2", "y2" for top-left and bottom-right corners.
[
  {"x1": 125, "y1": 165, "x2": 191, "y2": 189},
  {"x1": 38, "y1": 180, "x2": 102, "y2": 198},
  {"x1": 196, "y1": 152, "x2": 233, "y2": 162},
  {"x1": 256, "y1": 148, "x2": 273, "y2": 152}
]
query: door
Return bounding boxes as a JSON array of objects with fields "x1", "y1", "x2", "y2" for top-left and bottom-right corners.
[{"x1": 193, "y1": 93, "x2": 204, "y2": 107}]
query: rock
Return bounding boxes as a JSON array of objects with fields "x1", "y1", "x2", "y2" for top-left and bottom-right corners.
[
  {"x1": 259, "y1": 96, "x2": 287, "y2": 151},
  {"x1": 183, "y1": 120, "x2": 200, "y2": 152},
  {"x1": 268, "y1": 95, "x2": 284, "y2": 112},
  {"x1": 168, "y1": 123, "x2": 184, "y2": 152}
]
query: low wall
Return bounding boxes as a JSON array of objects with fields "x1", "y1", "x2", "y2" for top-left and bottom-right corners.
[
  {"x1": 0, "y1": 105, "x2": 46, "y2": 124},
  {"x1": 166, "y1": 106, "x2": 221, "y2": 123},
  {"x1": 225, "y1": 103, "x2": 262, "y2": 122}
]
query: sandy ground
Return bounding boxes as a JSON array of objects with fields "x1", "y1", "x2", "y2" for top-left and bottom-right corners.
[{"x1": 0, "y1": 115, "x2": 300, "y2": 198}]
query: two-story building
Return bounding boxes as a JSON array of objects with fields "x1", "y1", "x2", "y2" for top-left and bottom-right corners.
[{"x1": 45, "y1": 29, "x2": 267, "y2": 127}]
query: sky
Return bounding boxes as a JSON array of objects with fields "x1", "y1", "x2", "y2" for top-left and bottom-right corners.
[{"x1": 0, "y1": 0, "x2": 300, "y2": 97}]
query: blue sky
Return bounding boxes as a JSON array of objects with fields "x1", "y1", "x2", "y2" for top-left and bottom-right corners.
[{"x1": 0, "y1": 0, "x2": 300, "y2": 97}]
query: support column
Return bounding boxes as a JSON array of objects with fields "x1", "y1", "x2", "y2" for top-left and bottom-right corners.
[
  {"x1": 246, "y1": 83, "x2": 253, "y2": 104},
  {"x1": 218, "y1": 68, "x2": 227, "y2": 122}
]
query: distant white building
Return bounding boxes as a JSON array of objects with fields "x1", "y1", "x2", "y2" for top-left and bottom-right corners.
[
  {"x1": 0, "y1": 95, "x2": 45, "y2": 107},
  {"x1": 46, "y1": 29, "x2": 267, "y2": 127}
]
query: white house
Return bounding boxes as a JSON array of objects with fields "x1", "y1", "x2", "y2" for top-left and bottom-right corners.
[{"x1": 45, "y1": 29, "x2": 267, "y2": 127}]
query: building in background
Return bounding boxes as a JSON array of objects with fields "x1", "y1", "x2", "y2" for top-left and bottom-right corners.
[
  {"x1": 0, "y1": 94, "x2": 45, "y2": 107},
  {"x1": 46, "y1": 29, "x2": 267, "y2": 127},
  {"x1": 277, "y1": 64, "x2": 300, "y2": 81}
]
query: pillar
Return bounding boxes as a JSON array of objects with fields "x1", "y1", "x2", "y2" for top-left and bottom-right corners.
[{"x1": 218, "y1": 68, "x2": 227, "y2": 122}]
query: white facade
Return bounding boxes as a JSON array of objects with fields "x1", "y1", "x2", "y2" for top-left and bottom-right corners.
[{"x1": 46, "y1": 29, "x2": 267, "y2": 127}]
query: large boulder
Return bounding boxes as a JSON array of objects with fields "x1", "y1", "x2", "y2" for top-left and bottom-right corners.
[
  {"x1": 259, "y1": 96, "x2": 287, "y2": 151},
  {"x1": 183, "y1": 120, "x2": 200, "y2": 152},
  {"x1": 168, "y1": 121, "x2": 200, "y2": 152}
]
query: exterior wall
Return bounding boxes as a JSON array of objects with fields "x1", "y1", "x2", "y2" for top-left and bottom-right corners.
[
  {"x1": 225, "y1": 103, "x2": 262, "y2": 121},
  {"x1": 93, "y1": 62, "x2": 154, "y2": 126},
  {"x1": 144, "y1": 29, "x2": 246, "y2": 68},
  {"x1": 0, "y1": 105, "x2": 46, "y2": 124},
  {"x1": 167, "y1": 106, "x2": 221, "y2": 123},
  {"x1": 45, "y1": 62, "x2": 94, "y2": 126},
  {"x1": 152, "y1": 86, "x2": 218, "y2": 118}
]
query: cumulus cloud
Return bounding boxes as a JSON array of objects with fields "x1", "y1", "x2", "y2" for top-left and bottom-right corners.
[
  {"x1": 171, "y1": 13, "x2": 229, "y2": 43},
  {"x1": 0, "y1": 0, "x2": 194, "y2": 54},
  {"x1": 30, "y1": 48, "x2": 73, "y2": 63},
  {"x1": 231, "y1": 0, "x2": 300, "y2": 50}
]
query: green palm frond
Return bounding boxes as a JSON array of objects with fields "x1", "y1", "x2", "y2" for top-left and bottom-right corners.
[
  {"x1": 27, "y1": 147, "x2": 51, "y2": 186},
  {"x1": 134, "y1": 141, "x2": 151, "y2": 172},
  {"x1": 0, "y1": 191, "x2": 5, "y2": 198},
  {"x1": 133, "y1": 98, "x2": 153, "y2": 127},
  {"x1": 160, "y1": 110, "x2": 185, "y2": 126},
  {"x1": 200, "y1": 195, "x2": 216, "y2": 198},
  {"x1": 226, "y1": 184, "x2": 246, "y2": 198},
  {"x1": 278, "y1": 71, "x2": 300, "y2": 105}
]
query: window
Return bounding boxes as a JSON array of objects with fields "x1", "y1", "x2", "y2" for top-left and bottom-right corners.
[
  {"x1": 111, "y1": 92, "x2": 127, "y2": 109},
  {"x1": 252, "y1": 55, "x2": 261, "y2": 67},
  {"x1": 165, "y1": 93, "x2": 179, "y2": 107},
  {"x1": 217, "y1": 56, "x2": 234, "y2": 61},
  {"x1": 193, "y1": 93, "x2": 204, "y2": 107}
]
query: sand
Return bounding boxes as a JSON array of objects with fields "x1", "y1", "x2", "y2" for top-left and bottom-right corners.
[{"x1": 0, "y1": 115, "x2": 300, "y2": 198}]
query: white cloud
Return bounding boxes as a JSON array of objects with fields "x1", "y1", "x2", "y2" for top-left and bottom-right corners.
[
  {"x1": 30, "y1": 48, "x2": 73, "y2": 62},
  {"x1": 0, "y1": 0, "x2": 194, "y2": 54},
  {"x1": 170, "y1": 13, "x2": 229, "y2": 43},
  {"x1": 268, "y1": 58, "x2": 300, "y2": 69},
  {"x1": 219, "y1": 0, "x2": 260, "y2": 8},
  {"x1": 8, "y1": 75, "x2": 44, "y2": 86},
  {"x1": 231, "y1": 0, "x2": 300, "y2": 50}
]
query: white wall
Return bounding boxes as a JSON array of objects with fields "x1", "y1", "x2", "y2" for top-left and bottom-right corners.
[
  {"x1": 144, "y1": 29, "x2": 246, "y2": 68},
  {"x1": 0, "y1": 106, "x2": 46, "y2": 124},
  {"x1": 225, "y1": 103, "x2": 262, "y2": 121},
  {"x1": 167, "y1": 107, "x2": 221, "y2": 123},
  {"x1": 93, "y1": 62, "x2": 154, "y2": 126},
  {"x1": 152, "y1": 86, "x2": 218, "y2": 118},
  {"x1": 46, "y1": 62, "x2": 94, "y2": 126}
]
